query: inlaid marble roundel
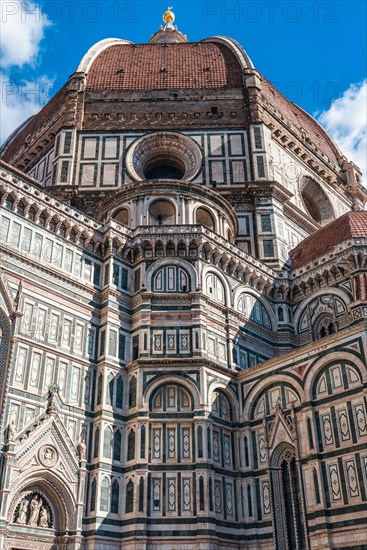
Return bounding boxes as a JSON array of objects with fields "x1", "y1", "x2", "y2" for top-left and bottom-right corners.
[
  {"x1": 38, "y1": 445, "x2": 58, "y2": 468},
  {"x1": 125, "y1": 132, "x2": 203, "y2": 182}
]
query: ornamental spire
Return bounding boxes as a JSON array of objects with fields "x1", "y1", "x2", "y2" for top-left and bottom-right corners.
[
  {"x1": 149, "y1": 5, "x2": 187, "y2": 43},
  {"x1": 163, "y1": 6, "x2": 175, "y2": 27}
]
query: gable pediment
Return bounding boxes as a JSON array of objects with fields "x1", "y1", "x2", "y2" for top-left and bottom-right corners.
[
  {"x1": 268, "y1": 407, "x2": 295, "y2": 454},
  {"x1": 13, "y1": 413, "x2": 79, "y2": 486}
]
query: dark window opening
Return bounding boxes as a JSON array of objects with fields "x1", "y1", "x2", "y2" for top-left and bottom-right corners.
[{"x1": 145, "y1": 164, "x2": 184, "y2": 180}]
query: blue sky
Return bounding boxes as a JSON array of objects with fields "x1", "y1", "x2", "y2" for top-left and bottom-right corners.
[{"x1": 1, "y1": 0, "x2": 366, "y2": 175}]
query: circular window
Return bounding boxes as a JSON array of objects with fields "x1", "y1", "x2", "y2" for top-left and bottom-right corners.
[
  {"x1": 300, "y1": 176, "x2": 334, "y2": 225},
  {"x1": 125, "y1": 132, "x2": 202, "y2": 182}
]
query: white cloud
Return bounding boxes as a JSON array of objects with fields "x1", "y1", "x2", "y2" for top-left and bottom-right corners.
[
  {"x1": 0, "y1": 72, "x2": 53, "y2": 144},
  {"x1": 317, "y1": 80, "x2": 367, "y2": 183},
  {"x1": 0, "y1": 0, "x2": 52, "y2": 145},
  {"x1": 0, "y1": 0, "x2": 49, "y2": 68}
]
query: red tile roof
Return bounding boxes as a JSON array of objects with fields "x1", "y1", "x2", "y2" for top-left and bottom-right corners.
[
  {"x1": 0, "y1": 39, "x2": 343, "y2": 167},
  {"x1": 85, "y1": 42, "x2": 244, "y2": 90},
  {"x1": 261, "y1": 77, "x2": 340, "y2": 163},
  {"x1": 1, "y1": 84, "x2": 70, "y2": 164},
  {"x1": 290, "y1": 211, "x2": 367, "y2": 270}
]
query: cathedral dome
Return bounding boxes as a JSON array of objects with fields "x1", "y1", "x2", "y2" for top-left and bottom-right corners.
[
  {"x1": 0, "y1": 23, "x2": 363, "y2": 207},
  {"x1": 84, "y1": 41, "x2": 244, "y2": 91},
  {"x1": 290, "y1": 211, "x2": 367, "y2": 270}
]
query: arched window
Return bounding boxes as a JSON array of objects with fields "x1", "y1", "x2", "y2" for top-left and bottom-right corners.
[
  {"x1": 278, "y1": 306, "x2": 284, "y2": 322},
  {"x1": 59, "y1": 224, "x2": 66, "y2": 237},
  {"x1": 100, "y1": 478, "x2": 109, "y2": 512},
  {"x1": 126, "y1": 480, "x2": 134, "y2": 513},
  {"x1": 207, "y1": 426, "x2": 211, "y2": 458},
  {"x1": 5, "y1": 196, "x2": 14, "y2": 210},
  {"x1": 38, "y1": 213, "x2": 46, "y2": 227},
  {"x1": 110, "y1": 479, "x2": 120, "y2": 514},
  {"x1": 197, "y1": 425, "x2": 203, "y2": 458},
  {"x1": 28, "y1": 207, "x2": 35, "y2": 221},
  {"x1": 114, "y1": 207, "x2": 130, "y2": 226},
  {"x1": 237, "y1": 294, "x2": 272, "y2": 329},
  {"x1": 106, "y1": 373, "x2": 114, "y2": 406},
  {"x1": 127, "y1": 430, "x2": 135, "y2": 461},
  {"x1": 129, "y1": 376, "x2": 137, "y2": 408},
  {"x1": 138, "y1": 477, "x2": 144, "y2": 512},
  {"x1": 312, "y1": 467, "x2": 321, "y2": 504},
  {"x1": 307, "y1": 417, "x2": 314, "y2": 449},
  {"x1": 313, "y1": 314, "x2": 336, "y2": 340},
  {"x1": 149, "y1": 200, "x2": 176, "y2": 225},
  {"x1": 140, "y1": 425, "x2": 146, "y2": 459},
  {"x1": 247, "y1": 484, "x2": 252, "y2": 517},
  {"x1": 96, "y1": 374, "x2": 103, "y2": 406},
  {"x1": 196, "y1": 207, "x2": 215, "y2": 231},
  {"x1": 199, "y1": 476, "x2": 205, "y2": 511},
  {"x1": 93, "y1": 427, "x2": 100, "y2": 458},
  {"x1": 244, "y1": 435, "x2": 249, "y2": 467},
  {"x1": 90, "y1": 478, "x2": 97, "y2": 512},
  {"x1": 16, "y1": 201, "x2": 25, "y2": 215},
  {"x1": 205, "y1": 273, "x2": 225, "y2": 304},
  {"x1": 209, "y1": 478, "x2": 213, "y2": 512},
  {"x1": 115, "y1": 376, "x2": 123, "y2": 409},
  {"x1": 113, "y1": 429, "x2": 121, "y2": 461},
  {"x1": 153, "y1": 266, "x2": 190, "y2": 292},
  {"x1": 103, "y1": 427, "x2": 112, "y2": 459},
  {"x1": 49, "y1": 218, "x2": 57, "y2": 232}
]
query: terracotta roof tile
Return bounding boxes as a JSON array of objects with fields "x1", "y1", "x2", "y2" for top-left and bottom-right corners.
[
  {"x1": 290, "y1": 211, "x2": 367, "y2": 270},
  {"x1": 1, "y1": 84, "x2": 70, "y2": 164},
  {"x1": 86, "y1": 42, "x2": 243, "y2": 91},
  {"x1": 261, "y1": 77, "x2": 339, "y2": 163}
]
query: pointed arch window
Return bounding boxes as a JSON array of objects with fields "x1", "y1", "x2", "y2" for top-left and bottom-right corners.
[
  {"x1": 116, "y1": 376, "x2": 123, "y2": 409},
  {"x1": 209, "y1": 477, "x2": 213, "y2": 512},
  {"x1": 247, "y1": 484, "x2": 252, "y2": 517},
  {"x1": 103, "y1": 426, "x2": 112, "y2": 459},
  {"x1": 140, "y1": 425, "x2": 146, "y2": 459},
  {"x1": 100, "y1": 478, "x2": 109, "y2": 512},
  {"x1": 138, "y1": 477, "x2": 144, "y2": 512},
  {"x1": 199, "y1": 476, "x2": 205, "y2": 511},
  {"x1": 127, "y1": 430, "x2": 136, "y2": 461},
  {"x1": 129, "y1": 376, "x2": 137, "y2": 408},
  {"x1": 113, "y1": 429, "x2": 122, "y2": 462},
  {"x1": 110, "y1": 479, "x2": 120, "y2": 514},
  {"x1": 207, "y1": 426, "x2": 211, "y2": 458},
  {"x1": 90, "y1": 478, "x2": 97, "y2": 512},
  {"x1": 106, "y1": 373, "x2": 114, "y2": 406},
  {"x1": 96, "y1": 374, "x2": 103, "y2": 406},
  {"x1": 126, "y1": 480, "x2": 134, "y2": 513},
  {"x1": 244, "y1": 435, "x2": 249, "y2": 467},
  {"x1": 93, "y1": 426, "x2": 100, "y2": 458},
  {"x1": 197, "y1": 425, "x2": 203, "y2": 458}
]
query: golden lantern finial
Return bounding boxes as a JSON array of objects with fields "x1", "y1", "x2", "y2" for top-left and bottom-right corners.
[{"x1": 163, "y1": 6, "x2": 175, "y2": 24}]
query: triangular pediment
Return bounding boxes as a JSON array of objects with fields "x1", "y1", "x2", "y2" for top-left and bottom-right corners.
[
  {"x1": 268, "y1": 406, "x2": 295, "y2": 453},
  {"x1": 13, "y1": 412, "x2": 79, "y2": 486}
]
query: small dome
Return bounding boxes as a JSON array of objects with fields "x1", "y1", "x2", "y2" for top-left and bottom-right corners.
[{"x1": 290, "y1": 211, "x2": 367, "y2": 270}]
